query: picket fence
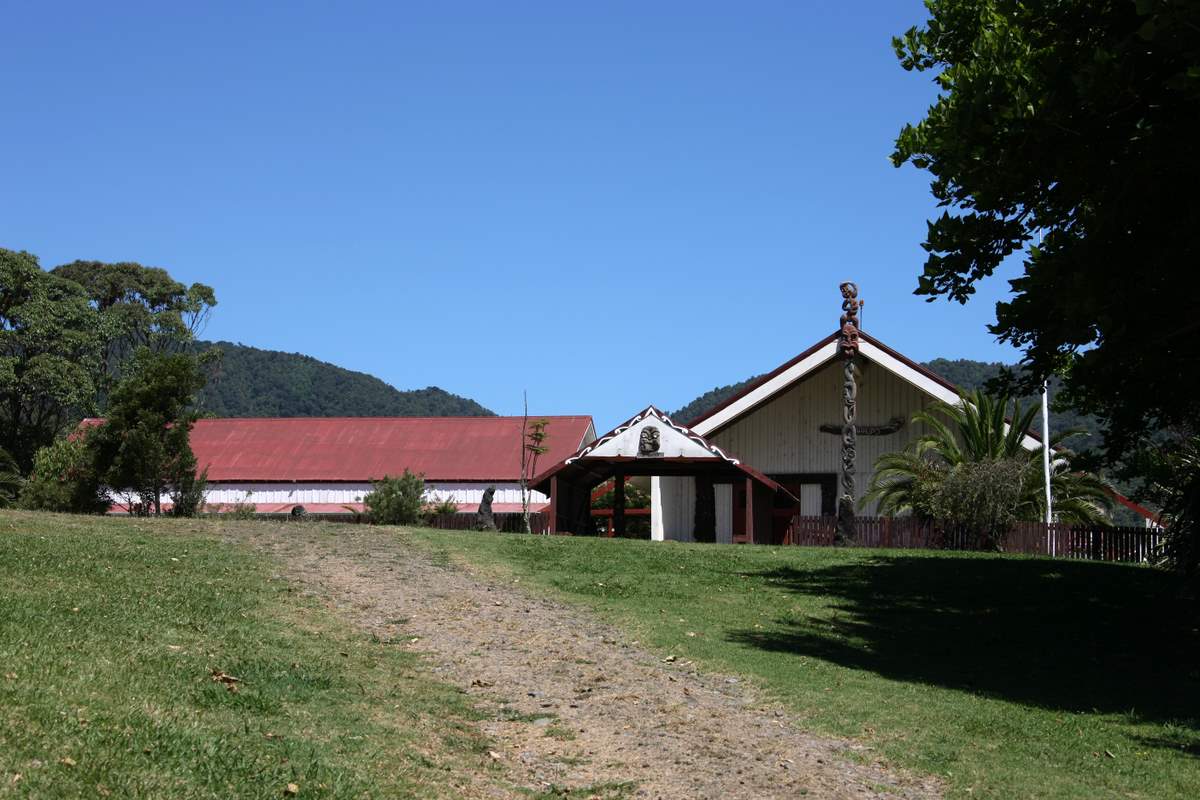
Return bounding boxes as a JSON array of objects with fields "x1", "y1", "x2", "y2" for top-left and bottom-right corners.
[{"x1": 784, "y1": 516, "x2": 1163, "y2": 564}]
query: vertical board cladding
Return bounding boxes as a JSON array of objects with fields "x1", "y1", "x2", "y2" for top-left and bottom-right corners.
[
  {"x1": 714, "y1": 484, "x2": 733, "y2": 544},
  {"x1": 707, "y1": 356, "x2": 940, "y2": 515},
  {"x1": 656, "y1": 475, "x2": 696, "y2": 542}
]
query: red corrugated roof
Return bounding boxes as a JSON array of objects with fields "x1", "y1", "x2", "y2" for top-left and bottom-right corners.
[{"x1": 86, "y1": 416, "x2": 594, "y2": 483}]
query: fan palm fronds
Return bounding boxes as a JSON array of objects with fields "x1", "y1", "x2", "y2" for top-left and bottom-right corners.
[{"x1": 865, "y1": 389, "x2": 1114, "y2": 526}]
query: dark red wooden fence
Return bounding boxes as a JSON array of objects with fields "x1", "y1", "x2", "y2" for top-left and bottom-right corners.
[
  {"x1": 782, "y1": 515, "x2": 1163, "y2": 563},
  {"x1": 424, "y1": 511, "x2": 548, "y2": 534}
]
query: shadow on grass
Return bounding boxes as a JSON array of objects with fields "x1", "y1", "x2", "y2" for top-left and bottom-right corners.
[{"x1": 728, "y1": 555, "x2": 1199, "y2": 730}]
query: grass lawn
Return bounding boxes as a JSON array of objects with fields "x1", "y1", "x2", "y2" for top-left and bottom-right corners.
[
  {"x1": 0, "y1": 511, "x2": 502, "y2": 799},
  {"x1": 414, "y1": 530, "x2": 1200, "y2": 800}
]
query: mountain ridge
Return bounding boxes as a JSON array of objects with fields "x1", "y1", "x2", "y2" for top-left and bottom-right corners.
[{"x1": 195, "y1": 340, "x2": 494, "y2": 418}]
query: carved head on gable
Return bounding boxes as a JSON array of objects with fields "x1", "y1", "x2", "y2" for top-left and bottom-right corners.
[
  {"x1": 638, "y1": 425, "x2": 661, "y2": 456},
  {"x1": 840, "y1": 320, "x2": 860, "y2": 355}
]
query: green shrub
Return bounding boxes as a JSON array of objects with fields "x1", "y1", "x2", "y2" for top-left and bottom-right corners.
[
  {"x1": 170, "y1": 467, "x2": 208, "y2": 518},
  {"x1": 19, "y1": 435, "x2": 109, "y2": 514},
  {"x1": 929, "y1": 458, "x2": 1027, "y2": 550},
  {"x1": 422, "y1": 496, "x2": 460, "y2": 523},
  {"x1": 365, "y1": 470, "x2": 425, "y2": 525},
  {"x1": 224, "y1": 491, "x2": 257, "y2": 520}
]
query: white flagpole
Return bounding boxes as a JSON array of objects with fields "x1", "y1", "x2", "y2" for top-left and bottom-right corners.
[
  {"x1": 1035, "y1": 230, "x2": 1054, "y2": 553},
  {"x1": 1041, "y1": 379, "x2": 1053, "y2": 526}
]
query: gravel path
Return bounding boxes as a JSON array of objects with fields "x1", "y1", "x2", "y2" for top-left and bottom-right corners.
[{"x1": 234, "y1": 526, "x2": 940, "y2": 800}]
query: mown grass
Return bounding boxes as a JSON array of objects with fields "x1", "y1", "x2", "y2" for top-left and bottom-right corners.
[
  {"x1": 0, "y1": 511, "x2": 500, "y2": 799},
  {"x1": 413, "y1": 530, "x2": 1200, "y2": 800}
]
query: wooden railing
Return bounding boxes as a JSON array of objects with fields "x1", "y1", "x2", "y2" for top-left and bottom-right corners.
[{"x1": 782, "y1": 515, "x2": 1164, "y2": 563}]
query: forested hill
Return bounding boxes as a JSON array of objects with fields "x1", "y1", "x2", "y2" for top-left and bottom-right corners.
[
  {"x1": 671, "y1": 357, "x2": 1103, "y2": 451},
  {"x1": 195, "y1": 341, "x2": 494, "y2": 418},
  {"x1": 670, "y1": 376, "x2": 763, "y2": 425}
]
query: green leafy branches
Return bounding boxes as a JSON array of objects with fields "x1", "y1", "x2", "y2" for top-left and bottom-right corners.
[{"x1": 891, "y1": 0, "x2": 1200, "y2": 462}]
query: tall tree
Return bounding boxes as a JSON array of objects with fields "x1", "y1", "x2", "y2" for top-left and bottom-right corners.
[
  {"x1": 891, "y1": 0, "x2": 1200, "y2": 462},
  {"x1": 90, "y1": 348, "x2": 208, "y2": 515},
  {"x1": 0, "y1": 249, "x2": 101, "y2": 470},
  {"x1": 51, "y1": 260, "x2": 216, "y2": 399}
]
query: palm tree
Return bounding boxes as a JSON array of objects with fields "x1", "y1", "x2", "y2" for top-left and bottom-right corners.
[{"x1": 865, "y1": 389, "x2": 1113, "y2": 525}]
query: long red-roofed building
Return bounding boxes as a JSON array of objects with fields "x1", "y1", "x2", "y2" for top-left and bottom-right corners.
[{"x1": 91, "y1": 415, "x2": 596, "y2": 515}]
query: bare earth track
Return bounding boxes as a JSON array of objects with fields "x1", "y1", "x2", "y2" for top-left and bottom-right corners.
[{"x1": 232, "y1": 526, "x2": 941, "y2": 800}]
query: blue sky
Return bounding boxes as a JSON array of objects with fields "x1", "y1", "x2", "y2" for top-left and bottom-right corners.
[{"x1": 1, "y1": 1, "x2": 1025, "y2": 430}]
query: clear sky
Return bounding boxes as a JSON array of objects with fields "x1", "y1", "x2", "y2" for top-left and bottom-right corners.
[{"x1": 1, "y1": 1, "x2": 1025, "y2": 431}]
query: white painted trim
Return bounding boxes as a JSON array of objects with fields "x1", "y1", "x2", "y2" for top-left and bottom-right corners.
[
  {"x1": 692, "y1": 341, "x2": 839, "y2": 436},
  {"x1": 567, "y1": 406, "x2": 740, "y2": 466},
  {"x1": 692, "y1": 337, "x2": 1040, "y2": 452}
]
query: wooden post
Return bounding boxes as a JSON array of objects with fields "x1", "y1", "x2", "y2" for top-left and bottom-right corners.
[
  {"x1": 548, "y1": 476, "x2": 559, "y2": 534},
  {"x1": 613, "y1": 474, "x2": 626, "y2": 538},
  {"x1": 745, "y1": 476, "x2": 755, "y2": 545}
]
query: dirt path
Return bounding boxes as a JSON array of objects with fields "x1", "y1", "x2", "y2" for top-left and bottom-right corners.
[{"x1": 233, "y1": 526, "x2": 940, "y2": 800}]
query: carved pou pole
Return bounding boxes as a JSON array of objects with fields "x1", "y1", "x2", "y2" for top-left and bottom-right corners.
[{"x1": 836, "y1": 282, "x2": 863, "y2": 544}]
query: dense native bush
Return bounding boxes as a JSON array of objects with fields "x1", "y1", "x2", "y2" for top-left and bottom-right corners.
[
  {"x1": 1142, "y1": 434, "x2": 1200, "y2": 596},
  {"x1": 365, "y1": 470, "x2": 426, "y2": 525},
  {"x1": 928, "y1": 458, "x2": 1027, "y2": 551},
  {"x1": 0, "y1": 448, "x2": 21, "y2": 507},
  {"x1": 19, "y1": 435, "x2": 109, "y2": 514}
]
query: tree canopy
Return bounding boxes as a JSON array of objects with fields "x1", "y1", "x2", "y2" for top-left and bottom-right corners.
[
  {"x1": 892, "y1": 0, "x2": 1200, "y2": 461},
  {"x1": 0, "y1": 250, "x2": 101, "y2": 470},
  {"x1": 51, "y1": 259, "x2": 216, "y2": 397}
]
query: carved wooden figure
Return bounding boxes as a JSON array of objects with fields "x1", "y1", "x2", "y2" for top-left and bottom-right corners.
[{"x1": 836, "y1": 281, "x2": 863, "y2": 544}]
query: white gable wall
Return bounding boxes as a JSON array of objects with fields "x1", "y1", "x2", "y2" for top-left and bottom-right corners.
[
  {"x1": 652, "y1": 336, "x2": 1045, "y2": 539},
  {"x1": 584, "y1": 413, "x2": 716, "y2": 459},
  {"x1": 707, "y1": 356, "x2": 939, "y2": 516},
  {"x1": 655, "y1": 351, "x2": 948, "y2": 536}
]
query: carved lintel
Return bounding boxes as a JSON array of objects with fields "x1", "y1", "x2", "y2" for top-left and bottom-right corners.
[{"x1": 819, "y1": 416, "x2": 904, "y2": 436}]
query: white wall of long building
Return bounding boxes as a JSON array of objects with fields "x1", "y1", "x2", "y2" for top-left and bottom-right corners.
[{"x1": 203, "y1": 482, "x2": 546, "y2": 507}]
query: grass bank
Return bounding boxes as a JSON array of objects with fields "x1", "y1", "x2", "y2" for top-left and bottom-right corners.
[
  {"x1": 414, "y1": 530, "x2": 1200, "y2": 799},
  {"x1": 0, "y1": 512, "x2": 496, "y2": 799}
]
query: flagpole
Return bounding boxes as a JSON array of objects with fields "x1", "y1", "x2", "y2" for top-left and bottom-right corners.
[{"x1": 1041, "y1": 379, "x2": 1053, "y2": 555}]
